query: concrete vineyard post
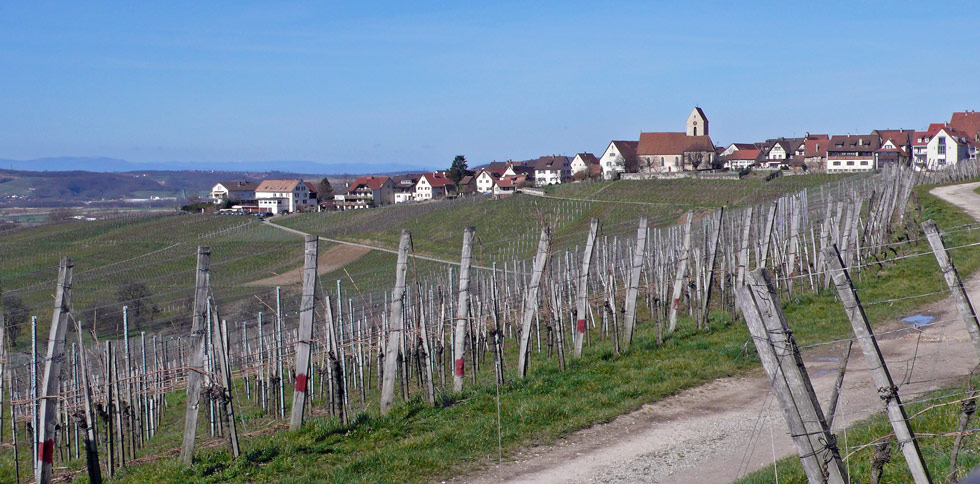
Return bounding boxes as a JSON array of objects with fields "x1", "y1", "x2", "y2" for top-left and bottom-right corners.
[
  {"x1": 517, "y1": 227, "x2": 551, "y2": 378},
  {"x1": 622, "y1": 216, "x2": 648, "y2": 348},
  {"x1": 452, "y1": 227, "x2": 475, "y2": 392},
  {"x1": 573, "y1": 218, "x2": 599, "y2": 358}
]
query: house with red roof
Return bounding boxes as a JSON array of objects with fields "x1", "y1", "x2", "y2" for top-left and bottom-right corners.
[
  {"x1": 570, "y1": 153, "x2": 599, "y2": 177},
  {"x1": 949, "y1": 111, "x2": 980, "y2": 160},
  {"x1": 922, "y1": 126, "x2": 972, "y2": 170},
  {"x1": 414, "y1": 172, "x2": 456, "y2": 201},
  {"x1": 802, "y1": 135, "x2": 830, "y2": 170},
  {"x1": 722, "y1": 148, "x2": 762, "y2": 171},
  {"x1": 492, "y1": 174, "x2": 527, "y2": 198},
  {"x1": 597, "y1": 140, "x2": 639, "y2": 180},
  {"x1": 337, "y1": 175, "x2": 393, "y2": 210},
  {"x1": 531, "y1": 155, "x2": 572, "y2": 186},
  {"x1": 475, "y1": 169, "x2": 500, "y2": 194},
  {"x1": 826, "y1": 135, "x2": 880, "y2": 173},
  {"x1": 635, "y1": 107, "x2": 717, "y2": 173}
]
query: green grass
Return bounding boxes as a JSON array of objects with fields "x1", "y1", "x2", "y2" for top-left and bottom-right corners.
[
  {"x1": 0, "y1": 213, "x2": 303, "y2": 344},
  {"x1": 15, "y1": 179, "x2": 980, "y2": 483},
  {"x1": 736, "y1": 380, "x2": 980, "y2": 484},
  {"x1": 274, "y1": 174, "x2": 855, "y2": 265}
]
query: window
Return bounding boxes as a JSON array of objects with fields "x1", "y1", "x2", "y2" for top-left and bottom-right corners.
[
  {"x1": 846, "y1": 161, "x2": 854, "y2": 166},
  {"x1": 860, "y1": 160, "x2": 868, "y2": 166},
  {"x1": 660, "y1": 157, "x2": 664, "y2": 167}
]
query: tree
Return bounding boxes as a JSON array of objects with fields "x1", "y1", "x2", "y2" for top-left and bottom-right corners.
[
  {"x1": 447, "y1": 155, "x2": 469, "y2": 185},
  {"x1": 47, "y1": 207, "x2": 78, "y2": 223},
  {"x1": 317, "y1": 177, "x2": 333, "y2": 197},
  {"x1": 116, "y1": 281, "x2": 160, "y2": 330},
  {"x1": 1, "y1": 295, "x2": 28, "y2": 346}
]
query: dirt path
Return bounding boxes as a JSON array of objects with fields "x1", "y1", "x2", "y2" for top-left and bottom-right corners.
[
  {"x1": 247, "y1": 243, "x2": 372, "y2": 286},
  {"x1": 460, "y1": 181, "x2": 980, "y2": 484}
]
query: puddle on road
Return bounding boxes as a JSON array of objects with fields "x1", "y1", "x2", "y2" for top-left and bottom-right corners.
[
  {"x1": 902, "y1": 314, "x2": 935, "y2": 327},
  {"x1": 815, "y1": 356, "x2": 839, "y2": 362},
  {"x1": 813, "y1": 369, "x2": 838, "y2": 377}
]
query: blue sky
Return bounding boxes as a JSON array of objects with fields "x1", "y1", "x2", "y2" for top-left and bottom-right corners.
[{"x1": 1, "y1": 1, "x2": 978, "y2": 170}]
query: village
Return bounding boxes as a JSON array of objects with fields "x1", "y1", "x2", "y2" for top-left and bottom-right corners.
[{"x1": 209, "y1": 107, "x2": 980, "y2": 215}]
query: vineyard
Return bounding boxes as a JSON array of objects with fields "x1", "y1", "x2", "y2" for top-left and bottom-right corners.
[{"x1": 4, "y1": 164, "x2": 980, "y2": 484}]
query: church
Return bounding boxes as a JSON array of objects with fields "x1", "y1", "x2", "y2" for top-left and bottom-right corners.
[{"x1": 636, "y1": 107, "x2": 718, "y2": 173}]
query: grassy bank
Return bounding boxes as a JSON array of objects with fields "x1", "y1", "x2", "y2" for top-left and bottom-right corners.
[{"x1": 14, "y1": 180, "x2": 972, "y2": 483}]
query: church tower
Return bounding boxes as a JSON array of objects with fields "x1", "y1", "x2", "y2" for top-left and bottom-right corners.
[{"x1": 686, "y1": 107, "x2": 708, "y2": 137}]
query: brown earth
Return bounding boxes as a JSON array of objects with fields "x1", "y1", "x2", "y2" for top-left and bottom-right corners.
[{"x1": 247, "y1": 243, "x2": 371, "y2": 286}]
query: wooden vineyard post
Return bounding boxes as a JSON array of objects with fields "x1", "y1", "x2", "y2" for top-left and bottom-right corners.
[
  {"x1": 35, "y1": 257, "x2": 73, "y2": 484},
  {"x1": 213, "y1": 316, "x2": 240, "y2": 457},
  {"x1": 74, "y1": 318, "x2": 102, "y2": 484},
  {"x1": 824, "y1": 246, "x2": 931, "y2": 484},
  {"x1": 668, "y1": 212, "x2": 693, "y2": 333},
  {"x1": 290, "y1": 235, "x2": 318, "y2": 430},
  {"x1": 452, "y1": 227, "x2": 475, "y2": 392},
  {"x1": 738, "y1": 269, "x2": 848, "y2": 484},
  {"x1": 517, "y1": 227, "x2": 551, "y2": 379},
  {"x1": 573, "y1": 218, "x2": 599, "y2": 358},
  {"x1": 180, "y1": 246, "x2": 210, "y2": 465},
  {"x1": 622, "y1": 216, "x2": 648, "y2": 348},
  {"x1": 380, "y1": 230, "x2": 412, "y2": 414},
  {"x1": 922, "y1": 220, "x2": 980, "y2": 358}
]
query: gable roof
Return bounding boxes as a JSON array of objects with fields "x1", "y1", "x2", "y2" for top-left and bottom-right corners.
[
  {"x1": 419, "y1": 172, "x2": 455, "y2": 188},
  {"x1": 637, "y1": 132, "x2": 714, "y2": 156},
  {"x1": 349, "y1": 175, "x2": 391, "y2": 192},
  {"x1": 609, "y1": 140, "x2": 639, "y2": 161},
  {"x1": 692, "y1": 106, "x2": 708, "y2": 123},
  {"x1": 256, "y1": 179, "x2": 303, "y2": 192},
  {"x1": 304, "y1": 181, "x2": 318, "y2": 193},
  {"x1": 827, "y1": 135, "x2": 880, "y2": 154},
  {"x1": 573, "y1": 153, "x2": 599, "y2": 165},
  {"x1": 495, "y1": 174, "x2": 526, "y2": 189},
  {"x1": 532, "y1": 155, "x2": 570, "y2": 171},
  {"x1": 725, "y1": 148, "x2": 762, "y2": 161},
  {"x1": 872, "y1": 129, "x2": 915, "y2": 146},
  {"x1": 217, "y1": 181, "x2": 259, "y2": 191},
  {"x1": 950, "y1": 111, "x2": 980, "y2": 141},
  {"x1": 804, "y1": 138, "x2": 829, "y2": 158},
  {"x1": 727, "y1": 143, "x2": 757, "y2": 151}
]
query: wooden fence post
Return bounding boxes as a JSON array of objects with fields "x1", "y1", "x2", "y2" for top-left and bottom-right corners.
[
  {"x1": 739, "y1": 269, "x2": 848, "y2": 484},
  {"x1": 35, "y1": 257, "x2": 73, "y2": 484},
  {"x1": 180, "y1": 246, "x2": 210, "y2": 465},
  {"x1": 574, "y1": 218, "x2": 599, "y2": 358},
  {"x1": 453, "y1": 227, "x2": 475, "y2": 392},
  {"x1": 380, "y1": 230, "x2": 412, "y2": 414},
  {"x1": 517, "y1": 227, "x2": 551, "y2": 378},
  {"x1": 922, "y1": 220, "x2": 980, "y2": 358},
  {"x1": 623, "y1": 216, "x2": 648, "y2": 348},
  {"x1": 213, "y1": 315, "x2": 240, "y2": 456},
  {"x1": 290, "y1": 235, "x2": 318, "y2": 430},
  {"x1": 824, "y1": 245, "x2": 932, "y2": 484}
]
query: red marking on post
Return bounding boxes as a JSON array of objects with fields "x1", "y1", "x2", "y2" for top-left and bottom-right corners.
[
  {"x1": 673, "y1": 298, "x2": 679, "y2": 310},
  {"x1": 789, "y1": 272, "x2": 795, "y2": 279},
  {"x1": 295, "y1": 373, "x2": 308, "y2": 393},
  {"x1": 39, "y1": 439, "x2": 54, "y2": 463},
  {"x1": 576, "y1": 319, "x2": 586, "y2": 333},
  {"x1": 454, "y1": 358, "x2": 465, "y2": 377}
]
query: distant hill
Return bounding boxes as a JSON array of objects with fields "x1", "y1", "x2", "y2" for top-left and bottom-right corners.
[{"x1": 0, "y1": 156, "x2": 432, "y2": 174}]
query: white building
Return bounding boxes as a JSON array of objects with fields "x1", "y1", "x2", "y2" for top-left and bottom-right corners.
[
  {"x1": 475, "y1": 170, "x2": 499, "y2": 194},
  {"x1": 923, "y1": 127, "x2": 971, "y2": 170},
  {"x1": 826, "y1": 135, "x2": 879, "y2": 174},
  {"x1": 597, "y1": 141, "x2": 638, "y2": 180},
  {"x1": 531, "y1": 156, "x2": 571, "y2": 186},
  {"x1": 570, "y1": 153, "x2": 598, "y2": 176},
  {"x1": 210, "y1": 181, "x2": 258, "y2": 204},
  {"x1": 255, "y1": 179, "x2": 312, "y2": 214},
  {"x1": 414, "y1": 172, "x2": 455, "y2": 201}
]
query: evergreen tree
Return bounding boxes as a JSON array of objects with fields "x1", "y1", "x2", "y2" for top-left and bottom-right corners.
[{"x1": 448, "y1": 155, "x2": 469, "y2": 185}]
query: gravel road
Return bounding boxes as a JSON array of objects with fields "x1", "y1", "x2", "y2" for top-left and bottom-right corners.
[{"x1": 460, "y1": 181, "x2": 980, "y2": 484}]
